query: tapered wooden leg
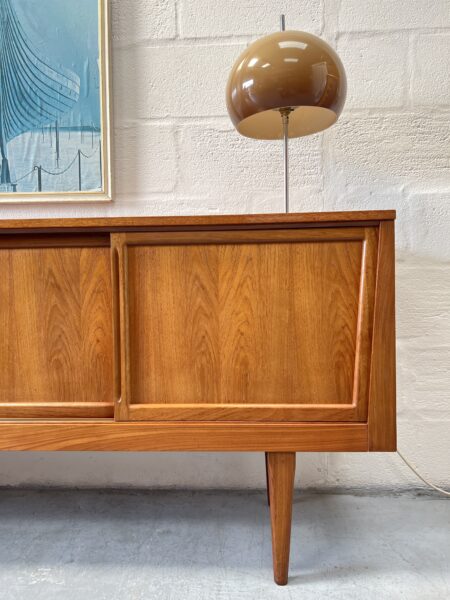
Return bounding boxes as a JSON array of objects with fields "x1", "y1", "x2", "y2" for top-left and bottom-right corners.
[
  {"x1": 265, "y1": 452, "x2": 270, "y2": 506},
  {"x1": 267, "y1": 452, "x2": 296, "y2": 586}
]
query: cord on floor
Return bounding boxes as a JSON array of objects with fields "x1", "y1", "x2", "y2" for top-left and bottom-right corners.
[{"x1": 397, "y1": 450, "x2": 450, "y2": 497}]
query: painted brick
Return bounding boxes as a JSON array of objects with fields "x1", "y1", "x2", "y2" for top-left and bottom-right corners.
[
  {"x1": 178, "y1": 122, "x2": 323, "y2": 199},
  {"x1": 339, "y1": 0, "x2": 450, "y2": 32},
  {"x1": 179, "y1": 0, "x2": 322, "y2": 38},
  {"x1": 171, "y1": 193, "x2": 285, "y2": 215},
  {"x1": 412, "y1": 33, "x2": 450, "y2": 106},
  {"x1": 111, "y1": 0, "x2": 176, "y2": 44},
  {"x1": 397, "y1": 260, "x2": 450, "y2": 344},
  {"x1": 134, "y1": 44, "x2": 245, "y2": 118},
  {"x1": 397, "y1": 340, "x2": 450, "y2": 419},
  {"x1": 403, "y1": 192, "x2": 450, "y2": 259},
  {"x1": 114, "y1": 124, "x2": 176, "y2": 194},
  {"x1": 337, "y1": 34, "x2": 408, "y2": 108},
  {"x1": 325, "y1": 113, "x2": 450, "y2": 193},
  {"x1": 112, "y1": 49, "x2": 140, "y2": 121}
]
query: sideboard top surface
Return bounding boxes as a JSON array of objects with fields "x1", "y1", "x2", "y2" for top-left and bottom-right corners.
[{"x1": 0, "y1": 210, "x2": 396, "y2": 232}]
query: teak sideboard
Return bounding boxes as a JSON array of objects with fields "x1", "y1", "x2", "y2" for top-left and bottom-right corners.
[{"x1": 0, "y1": 211, "x2": 396, "y2": 585}]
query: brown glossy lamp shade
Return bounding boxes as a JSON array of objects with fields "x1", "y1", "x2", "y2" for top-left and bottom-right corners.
[{"x1": 226, "y1": 31, "x2": 346, "y2": 140}]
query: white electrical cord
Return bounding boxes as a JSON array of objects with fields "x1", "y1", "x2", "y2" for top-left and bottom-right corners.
[{"x1": 396, "y1": 450, "x2": 450, "y2": 497}]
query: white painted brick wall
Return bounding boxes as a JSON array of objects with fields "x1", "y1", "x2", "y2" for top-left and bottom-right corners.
[
  {"x1": 1, "y1": 0, "x2": 449, "y2": 492},
  {"x1": 412, "y1": 33, "x2": 450, "y2": 106},
  {"x1": 178, "y1": 122, "x2": 323, "y2": 197},
  {"x1": 112, "y1": 0, "x2": 176, "y2": 44},
  {"x1": 338, "y1": 0, "x2": 450, "y2": 32},
  {"x1": 179, "y1": 0, "x2": 322, "y2": 37},
  {"x1": 114, "y1": 124, "x2": 177, "y2": 194},
  {"x1": 337, "y1": 34, "x2": 408, "y2": 108},
  {"x1": 325, "y1": 113, "x2": 450, "y2": 192},
  {"x1": 133, "y1": 44, "x2": 245, "y2": 118}
]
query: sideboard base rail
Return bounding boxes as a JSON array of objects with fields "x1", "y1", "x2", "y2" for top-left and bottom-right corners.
[{"x1": 0, "y1": 421, "x2": 368, "y2": 452}]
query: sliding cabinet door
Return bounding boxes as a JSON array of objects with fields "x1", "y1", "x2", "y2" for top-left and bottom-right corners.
[
  {"x1": 0, "y1": 235, "x2": 114, "y2": 418},
  {"x1": 112, "y1": 227, "x2": 378, "y2": 422}
]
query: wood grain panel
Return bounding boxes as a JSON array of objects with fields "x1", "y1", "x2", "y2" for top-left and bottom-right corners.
[
  {"x1": 0, "y1": 245, "x2": 114, "y2": 417},
  {"x1": 128, "y1": 244, "x2": 220, "y2": 405},
  {"x1": 116, "y1": 227, "x2": 377, "y2": 421},
  {"x1": 127, "y1": 404, "x2": 357, "y2": 422},
  {"x1": 0, "y1": 421, "x2": 368, "y2": 452},
  {"x1": 352, "y1": 227, "x2": 378, "y2": 419},
  {"x1": 0, "y1": 403, "x2": 113, "y2": 419},
  {"x1": 118, "y1": 227, "x2": 367, "y2": 246},
  {"x1": 368, "y1": 221, "x2": 397, "y2": 450},
  {"x1": 128, "y1": 240, "x2": 362, "y2": 407},
  {"x1": 217, "y1": 239, "x2": 363, "y2": 405}
]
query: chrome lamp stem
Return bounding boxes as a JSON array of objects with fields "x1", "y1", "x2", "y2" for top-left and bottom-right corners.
[
  {"x1": 279, "y1": 15, "x2": 291, "y2": 214},
  {"x1": 281, "y1": 109, "x2": 290, "y2": 214}
]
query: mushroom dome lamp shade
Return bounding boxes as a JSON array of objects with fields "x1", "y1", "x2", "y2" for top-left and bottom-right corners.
[{"x1": 226, "y1": 30, "x2": 347, "y2": 140}]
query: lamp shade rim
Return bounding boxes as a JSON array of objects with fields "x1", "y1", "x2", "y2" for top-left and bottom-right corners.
[{"x1": 236, "y1": 106, "x2": 338, "y2": 140}]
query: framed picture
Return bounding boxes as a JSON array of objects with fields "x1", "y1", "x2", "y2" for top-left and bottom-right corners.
[{"x1": 0, "y1": 0, "x2": 112, "y2": 203}]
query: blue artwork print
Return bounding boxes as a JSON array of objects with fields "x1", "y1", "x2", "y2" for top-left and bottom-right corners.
[{"x1": 0, "y1": 0, "x2": 102, "y2": 194}]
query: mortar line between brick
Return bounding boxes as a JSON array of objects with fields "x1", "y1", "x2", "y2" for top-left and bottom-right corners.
[
  {"x1": 114, "y1": 36, "x2": 256, "y2": 51},
  {"x1": 337, "y1": 27, "x2": 450, "y2": 36},
  {"x1": 117, "y1": 107, "x2": 450, "y2": 129},
  {"x1": 113, "y1": 28, "x2": 450, "y2": 52}
]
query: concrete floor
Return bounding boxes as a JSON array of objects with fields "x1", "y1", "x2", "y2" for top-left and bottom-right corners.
[{"x1": 0, "y1": 490, "x2": 448, "y2": 599}]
